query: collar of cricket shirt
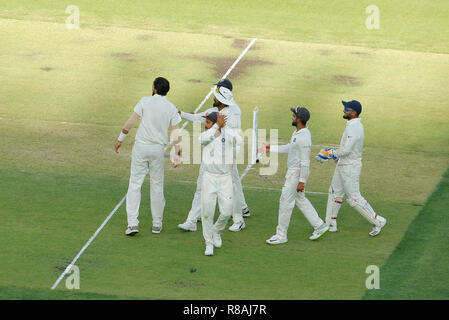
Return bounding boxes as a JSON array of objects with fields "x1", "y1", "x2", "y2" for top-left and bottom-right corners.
[
  {"x1": 293, "y1": 127, "x2": 308, "y2": 135},
  {"x1": 347, "y1": 118, "x2": 361, "y2": 126}
]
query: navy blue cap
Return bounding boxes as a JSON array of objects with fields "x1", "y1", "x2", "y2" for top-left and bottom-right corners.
[
  {"x1": 214, "y1": 78, "x2": 233, "y2": 91},
  {"x1": 342, "y1": 100, "x2": 362, "y2": 115},
  {"x1": 202, "y1": 112, "x2": 218, "y2": 123}
]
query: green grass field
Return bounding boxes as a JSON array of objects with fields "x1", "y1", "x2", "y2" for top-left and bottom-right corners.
[{"x1": 0, "y1": 1, "x2": 448, "y2": 300}]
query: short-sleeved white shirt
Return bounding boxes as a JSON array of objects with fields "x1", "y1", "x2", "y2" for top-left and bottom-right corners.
[{"x1": 133, "y1": 94, "x2": 181, "y2": 146}]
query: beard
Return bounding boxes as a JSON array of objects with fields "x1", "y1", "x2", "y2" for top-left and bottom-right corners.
[
  {"x1": 213, "y1": 100, "x2": 220, "y2": 108},
  {"x1": 291, "y1": 120, "x2": 297, "y2": 127},
  {"x1": 343, "y1": 113, "x2": 350, "y2": 120}
]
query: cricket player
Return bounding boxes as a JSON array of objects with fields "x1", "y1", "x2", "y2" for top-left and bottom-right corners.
[
  {"x1": 261, "y1": 107, "x2": 329, "y2": 244},
  {"x1": 115, "y1": 77, "x2": 182, "y2": 236},
  {"x1": 177, "y1": 79, "x2": 248, "y2": 233},
  {"x1": 199, "y1": 112, "x2": 242, "y2": 256},
  {"x1": 316, "y1": 100, "x2": 387, "y2": 236}
]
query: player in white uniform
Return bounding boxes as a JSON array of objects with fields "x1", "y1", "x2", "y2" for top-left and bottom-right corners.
[
  {"x1": 261, "y1": 107, "x2": 329, "y2": 244},
  {"x1": 115, "y1": 77, "x2": 182, "y2": 236},
  {"x1": 316, "y1": 100, "x2": 387, "y2": 236},
  {"x1": 199, "y1": 112, "x2": 242, "y2": 256},
  {"x1": 177, "y1": 79, "x2": 249, "y2": 232}
]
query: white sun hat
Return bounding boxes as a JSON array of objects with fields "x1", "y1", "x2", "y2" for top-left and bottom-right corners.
[{"x1": 213, "y1": 86, "x2": 234, "y2": 106}]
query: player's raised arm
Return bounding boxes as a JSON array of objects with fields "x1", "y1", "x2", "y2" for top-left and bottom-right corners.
[{"x1": 115, "y1": 112, "x2": 140, "y2": 153}]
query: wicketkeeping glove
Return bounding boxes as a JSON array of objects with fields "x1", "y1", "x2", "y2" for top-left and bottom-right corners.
[{"x1": 315, "y1": 148, "x2": 338, "y2": 163}]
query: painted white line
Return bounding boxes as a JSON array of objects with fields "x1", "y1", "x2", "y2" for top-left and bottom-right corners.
[
  {"x1": 240, "y1": 152, "x2": 262, "y2": 180},
  {"x1": 175, "y1": 38, "x2": 258, "y2": 135},
  {"x1": 51, "y1": 195, "x2": 126, "y2": 290},
  {"x1": 50, "y1": 38, "x2": 258, "y2": 290}
]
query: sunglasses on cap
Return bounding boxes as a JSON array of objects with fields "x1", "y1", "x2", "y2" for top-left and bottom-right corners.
[{"x1": 344, "y1": 107, "x2": 354, "y2": 112}]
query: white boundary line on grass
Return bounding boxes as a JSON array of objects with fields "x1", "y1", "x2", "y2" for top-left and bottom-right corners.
[
  {"x1": 50, "y1": 38, "x2": 258, "y2": 290},
  {"x1": 50, "y1": 196, "x2": 126, "y2": 290}
]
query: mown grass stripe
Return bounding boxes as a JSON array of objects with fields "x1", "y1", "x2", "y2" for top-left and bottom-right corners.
[{"x1": 363, "y1": 166, "x2": 449, "y2": 299}]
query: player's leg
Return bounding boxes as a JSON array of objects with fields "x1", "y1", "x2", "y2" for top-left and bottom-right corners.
[
  {"x1": 233, "y1": 165, "x2": 250, "y2": 217},
  {"x1": 342, "y1": 164, "x2": 386, "y2": 235},
  {"x1": 148, "y1": 145, "x2": 166, "y2": 234},
  {"x1": 126, "y1": 143, "x2": 150, "y2": 233},
  {"x1": 325, "y1": 167, "x2": 345, "y2": 231},
  {"x1": 228, "y1": 166, "x2": 245, "y2": 232},
  {"x1": 201, "y1": 171, "x2": 218, "y2": 255},
  {"x1": 178, "y1": 165, "x2": 203, "y2": 231},
  {"x1": 295, "y1": 191, "x2": 328, "y2": 240},
  {"x1": 266, "y1": 174, "x2": 296, "y2": 244},
  {"x1": 213, "y1": 174, "x2": 234, "y2": 247}
]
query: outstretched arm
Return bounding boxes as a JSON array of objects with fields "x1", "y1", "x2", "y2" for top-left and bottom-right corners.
[{"x1": 259, "y1": 142, "x2": 291, "y2": 154}]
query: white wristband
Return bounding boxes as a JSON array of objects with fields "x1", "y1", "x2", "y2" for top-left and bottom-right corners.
[{"x1": 118, "y1": 132, "x2": 127, "y2": 142}]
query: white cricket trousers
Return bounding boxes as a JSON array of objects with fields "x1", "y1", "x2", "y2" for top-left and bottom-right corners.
[
  {"x1": 201, "y1": 171, "x2": 233, "y2": 246},
  {"x1": 325, "y1": 162, "x2": 383, "y2": 226},
  {"x1": 276, "y1": 170, "x2": 324, "y2": 241},
  {"x1": 126, "y1": 142, "x2": 165, "y2": 228},
  {"x1": 186, "y1": 164, "x2": 247, "y2": 224}
]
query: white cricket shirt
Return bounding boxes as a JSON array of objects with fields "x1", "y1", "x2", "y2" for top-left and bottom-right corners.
[
  {"x1": 271, "y1": 127, "x2": 313, "y2": 183},
  {"x1": 133, "y1": 94, "x2": 181, "y2": 146},
  {"x1": 199, "y1": 124, "x2": 242, "y2": 175},
  {"x1": 335, "y1": 118, "x2": 364, "y2": 165}
]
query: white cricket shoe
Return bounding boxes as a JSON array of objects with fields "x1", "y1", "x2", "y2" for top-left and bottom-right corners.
[
  {"x1": 309, "y1": 223, "x2": 330, "y2": 240},
  {"x1": 242, "y1": 207, "x2": 251, "y2": 218},
  {"x1": 152, "y1": 225, "x2": 162, "y2": 234},
  {"x1": 328, "y1": 219, "x2": 338, "y2": 232},
  {"x1": 125, "y1": 226, "x2": 139, "y2": 236},
  {"x1": 266, "y1": 235, "x2": 288, "y2": 245},
  {"x1": 212, "y1": 232, "x2": 222, "y2": 248},
  {"x1": 204, "y1": 244, "x2": 214, "y2": 256},
  {"x1": 178, "y1": 221, "x2": 197, "y2": 232},
  {"x1": 369, "y1": 216, "x2": 387, "y2": 237},
  {"x1": 228, "y1": 221, "x2": 246, "y2": 232}
]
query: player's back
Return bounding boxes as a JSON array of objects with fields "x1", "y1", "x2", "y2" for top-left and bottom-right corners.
[{"x1": 134, "y1": 94, "x2": 179, "y2": 146}]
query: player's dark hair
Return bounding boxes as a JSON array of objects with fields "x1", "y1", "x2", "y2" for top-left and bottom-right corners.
[
  {"x1": 296, "y1": 107, "x2": 310, "y2": 126},
  {"x1": 299, "y1": 117, "x2": 308, "y2": 126},
  {"x1": 153, "y1": 77, "x2": 170, "y2": 96}
]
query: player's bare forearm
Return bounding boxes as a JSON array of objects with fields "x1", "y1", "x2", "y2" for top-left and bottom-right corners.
[
  {"x1": 115, "y1": 112, "x2": 139, "y2": 154},
  {"x1": 123, "y1": 112, "x2": 140, "y2": 132},
  {"x1": 170, "y1": 124, "x2": 181, "y2": 145}
]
